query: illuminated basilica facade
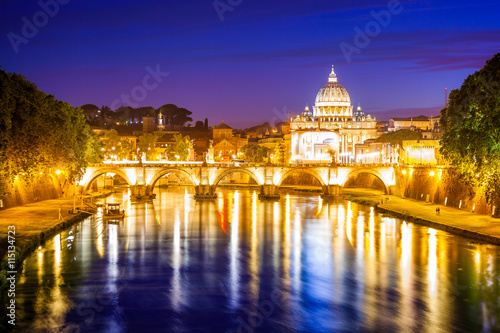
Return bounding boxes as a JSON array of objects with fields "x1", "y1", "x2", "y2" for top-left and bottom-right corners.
[{"x1": 290, "y1": 67, "x2": 378, "y2": 163}]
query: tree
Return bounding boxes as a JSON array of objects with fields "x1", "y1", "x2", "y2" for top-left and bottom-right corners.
[
  {"x1": 439, "y1": 53, "x2": 500, "y2": 214},
  {"x1": 375, "y1": 129, "x2": 422, "y2": 144},
  {"x1": 156, "y1": 104, "x2": 193, "y2": 127},
  {"x1": 242, "y1": 144, "x2": 270, "y2": 163},
  {"x1": 204, "y1": 118, "x2": 209, "y2": 130},
  {"x1": 271, "y1": 140, "x2": 286, "y2": 164},
  {"x1": 167, "y1": 134, "x2": 192, "y2": 161},
  {"x1": 101, "y1": 129, "x2": 134, "y2": 161},
  {"x1": 0, "y1": 69, "x2": 102, "y2": 190},
  {"x1": 195, "y1": 121, "x2": 204, "y2": 130},
  {"x1": 138, "y1": 133, "x2": 158, "y2": 161}
]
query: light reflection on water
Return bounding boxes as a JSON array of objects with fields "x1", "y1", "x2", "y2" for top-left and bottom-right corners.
[{"x1": 13, "y1": 186, "x2": 500, "y2": 332}]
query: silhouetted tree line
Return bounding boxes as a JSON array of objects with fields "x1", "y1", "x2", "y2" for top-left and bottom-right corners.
[{"x1": 82, "y1": 102, "x2": 210, "y2": 131}]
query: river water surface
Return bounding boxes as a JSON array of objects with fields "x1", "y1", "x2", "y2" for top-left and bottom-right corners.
[{"x1": 13, "y1": 187, "x2": 500, "y2": 332}]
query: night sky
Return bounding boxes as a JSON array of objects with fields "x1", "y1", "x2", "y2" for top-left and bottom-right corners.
[{"x1": 1, "y1": 0, "x2": 499, "y2": 127}]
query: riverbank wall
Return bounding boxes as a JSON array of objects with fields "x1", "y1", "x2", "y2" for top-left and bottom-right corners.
[
  {"x1": 394, "y1": 167, "x2": 492, "y2": 215},
  {"x1": 0, "y1": 174, "x2": 78, "y2": 210}
]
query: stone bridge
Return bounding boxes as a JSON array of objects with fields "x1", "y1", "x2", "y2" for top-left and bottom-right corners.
[{"x1": 79, "y1": 162, "x2": 398, "y2": 199}]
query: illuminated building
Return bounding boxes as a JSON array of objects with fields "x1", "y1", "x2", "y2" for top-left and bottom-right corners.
[
  {"x1": 290, "y1": 67, "x2": 378, "y2": 163},
  {"x1": 212, "y1": 121, "x2": 248, "y2": 161}
]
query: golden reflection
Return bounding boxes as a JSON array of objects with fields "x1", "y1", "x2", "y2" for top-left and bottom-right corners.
[
  {"x1": 368, "y1": 208, "x2": 375, "y2": 258},
  {"x1": 285, "y1": 195, "x2": 291, "y2": 243},
  {"x1": 54, "y1": 234, "x2": 61, "y2": 267},
  {"x1": 317, "y1": 196, "x2": 323, "y2": 215},
  {"x1": 337, "y1": 204, "x2": 345, "y2": 239},
  {"x1": 108, "y1": 225, "x2": 118, "y2": 265},
  {"x1": 428, "y1": 228, "x2": 437, "y2": 297},
  {"x1": 293, "y1": 208, "x2": 302, "y2": 292},
  {"x1": 171, "y1": 209, "x2": 182, "y2": 311},
  {"x1": 346, "y1": 202, "x2": 353, "y2": 247},
  {"x1": 400, "y1": 222, "x2": 412, "y2": 282},
  {"x1": 380, "y1": 221, "x2": 386, "y2": 256},
  {"x1": 37, "y1": 246, "x2": 43, "y2": 284},
  {"x1": 283, "y1": 194, "x2": 292, "y2": 286},
  {"x1": 96, "y1": 220, "x2": 104, "y2": 257},
  {"x1": 356, "y1": 215, "x2": 364, "y2": 251},
  {"x1": 184, "y1": 188, "x2": 191, "y2": 227},
  {"x1": 252, "y1": 191, "x2": 257, "y2": 232},
  {"x1": 184, "y1": 190, "x2": 190, "y2": 255},
  {"x1": 40, "y1": 232, "x2": 69, "y2": 330},
  {"x1": 273, "y1": 201, "x2": 279, "y2": 226},
  {"x1": 229, "y1": 190, "x2": 240, "y2": 308},
  {"x1": 249, "y1": 191, "x2": 260, "y2": 304},
  {"x1": 145, "y1": 202, "x2": 148, "y2": 232},
  {"x1": 273, "y1": 201, "x2": 280, "y2": 268}
]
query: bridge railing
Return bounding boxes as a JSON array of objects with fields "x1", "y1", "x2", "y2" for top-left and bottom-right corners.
[{"x1": 87, "y1": 162, "x2": 402, "y2": 168}]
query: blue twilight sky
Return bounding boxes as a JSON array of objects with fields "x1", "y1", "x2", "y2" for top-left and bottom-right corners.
[{"x1": 1, "y1": 0, "x2": 499, "y2": 127}]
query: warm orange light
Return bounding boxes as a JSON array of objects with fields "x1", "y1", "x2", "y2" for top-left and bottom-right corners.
[
  {"x1": 55, "y1": 170, "x2": 61, "y2": 175},
  {"x1": 429, "y1": 171, "x2": 435, "y2": 177},
  {"x1": 402, "y1": 169, "x2": 407, "y2": 175}
]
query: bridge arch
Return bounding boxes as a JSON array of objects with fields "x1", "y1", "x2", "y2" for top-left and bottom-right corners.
[
  {"x1": 277, "y1": 168, "x2": 326, "y2": 187},
  {"x1": 148, "y1": 168, "x2": 197, "y2": 188},
  {"x1": 82, "y1": 168, "x2": 133, "y2": 190},
  {"x1": 212, "y1": 168, "x2": 262, "y2": 187},
  {"x1": 341, "y1": 168, "x2": 389, "y2": 193}
]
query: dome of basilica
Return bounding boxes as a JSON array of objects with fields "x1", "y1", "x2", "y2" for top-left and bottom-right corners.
[{"x1": 314, "y1": 67, "x2": 351, "y2": 107}]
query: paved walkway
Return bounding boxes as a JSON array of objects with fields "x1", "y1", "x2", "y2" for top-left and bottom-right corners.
[
  {"x1": 345, "y1": 189, "x2": 500, "y2": 245},
  {"x1": 0, "y1": 193, "x2": 109, "y2": 259}
]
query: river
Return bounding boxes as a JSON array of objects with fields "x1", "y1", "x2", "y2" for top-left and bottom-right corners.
[{"x1": 12, "y1": 187, "x2": 500, "y2": 332}]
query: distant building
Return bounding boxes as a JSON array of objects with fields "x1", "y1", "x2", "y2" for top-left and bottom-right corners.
[
  {"x1": 401, "y1": 140, "x2": 442, "y2": 165},
  {"x1": 389, "y1": 115, "x2": 441, "y2": 132},
  {"x1": 142, "y1": 116, "x2": 155, "y2": 134},
  {"x1": 290, "y1": 67, "x2": 378, "y2": 163},
  {"x1": 212, "y1": 121, "x2": 248, "y2": 161},
  {"x1": 354, "y1": 139, "x2": 398, "y2": 164}
]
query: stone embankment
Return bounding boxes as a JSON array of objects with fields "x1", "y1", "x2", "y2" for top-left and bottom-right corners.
[{"x1": 344, "y1": 189, "x2": 500, "y2": 245}]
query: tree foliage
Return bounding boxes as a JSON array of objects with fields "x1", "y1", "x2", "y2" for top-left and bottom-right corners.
[
  {"x1": 271, "y1": 140, "x2": 286, "y2": 164},
  {"x1": 138, "y1": 133, "x2": 158, "y2": 161},
  {"x1": 242, "y1": 144, "x2": 270, "y2": 163},
  {"x1": 102, "y1": 129, "x2": 134, "y2": 161},
  {"x1": 156, "y1": 104, "x2": 193, "y2": 127},
  {"x1": 195, "y1": 121, "x2": 204, "y2": 130},
  {"x1": 167, "y1": 134, "x2": 192, "y2": 161},
  {"x1": 0, "y1": 70, "x2": 102, "y2": 193},
  {"x1": 375, "y1": 129, "x2": 422, "y2": 144},
  {"x1": 439, "y1": 53, "x2": 500, "y2": 207}
]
